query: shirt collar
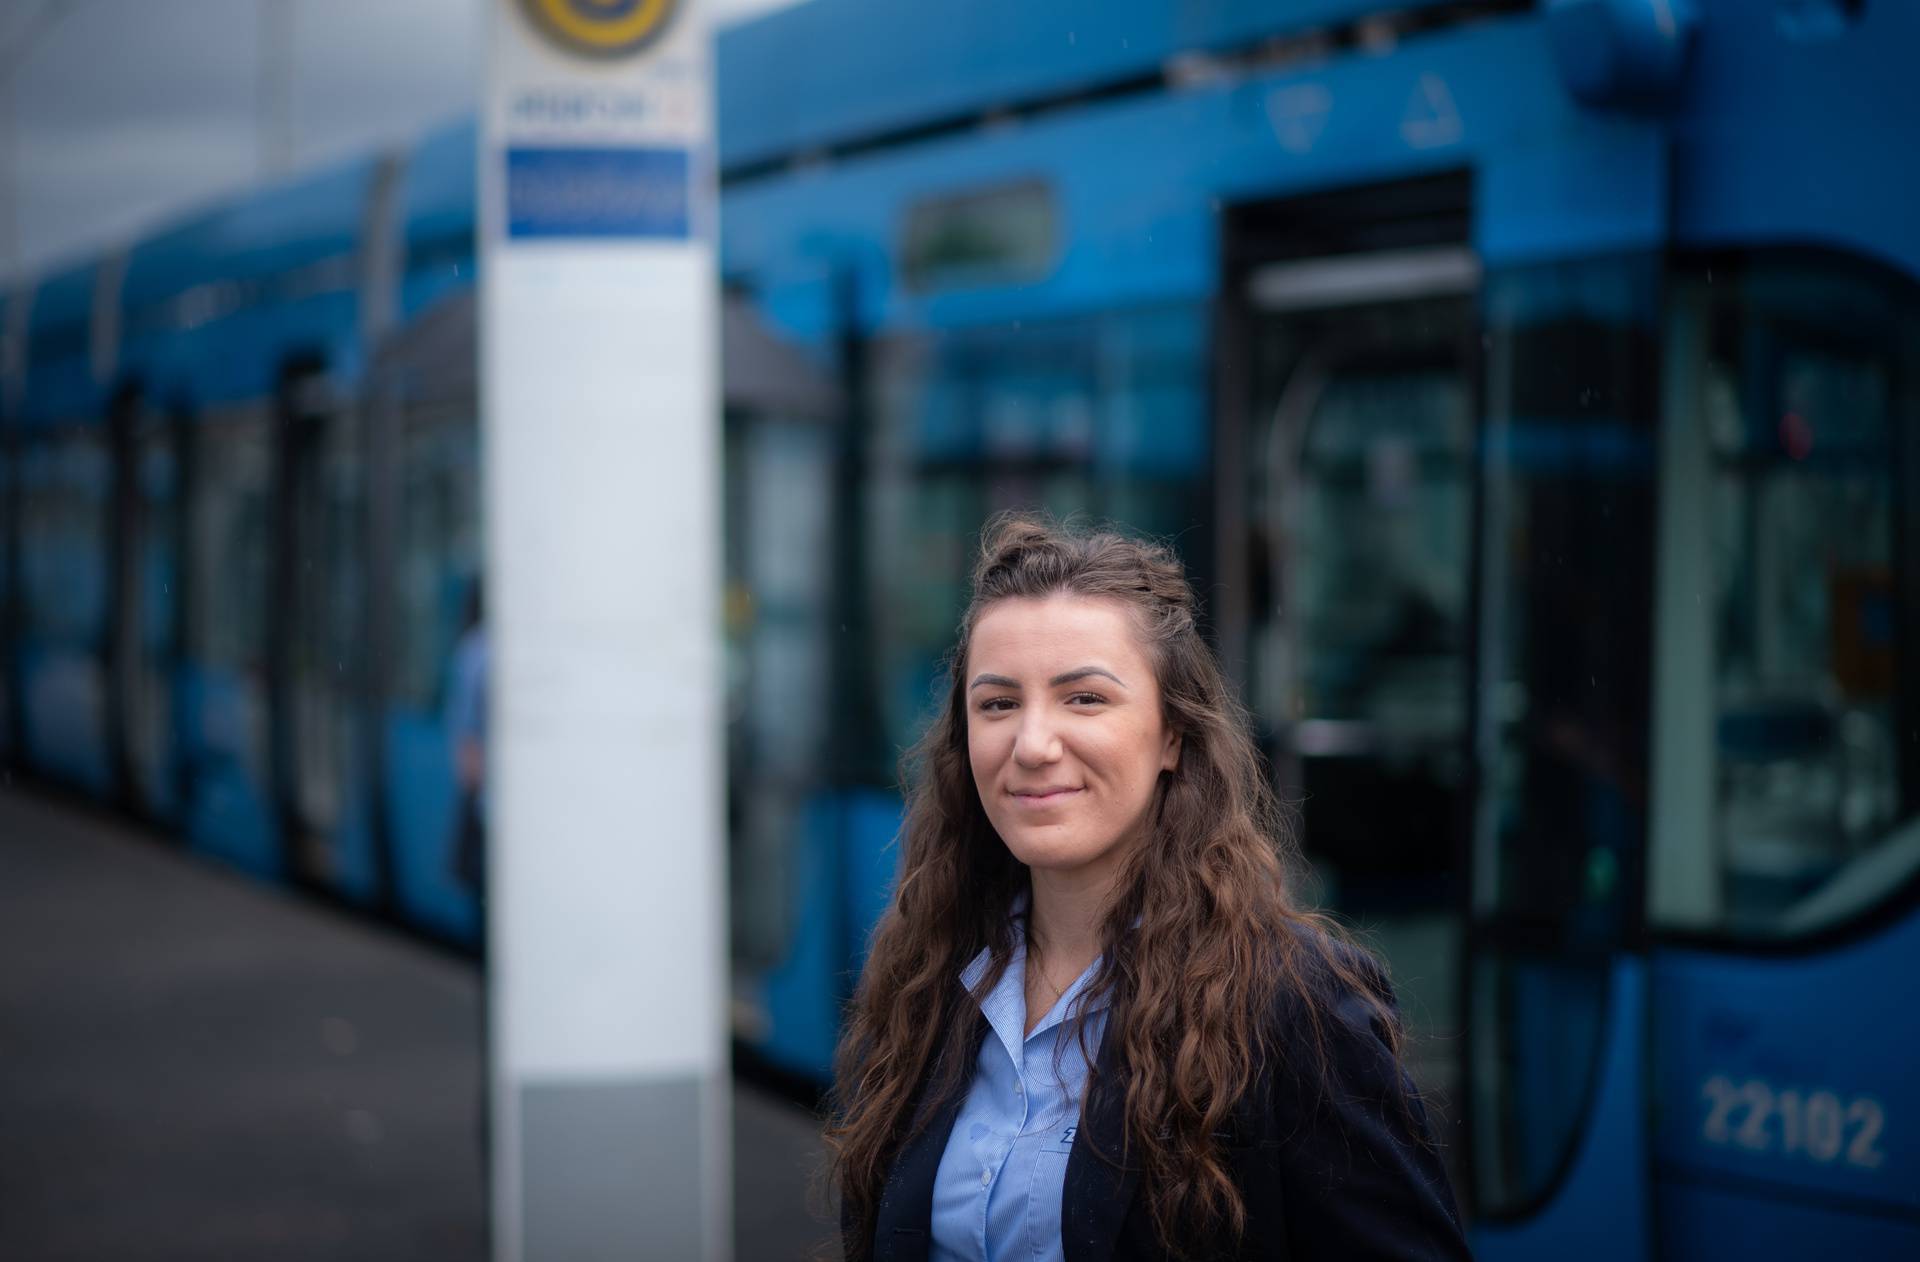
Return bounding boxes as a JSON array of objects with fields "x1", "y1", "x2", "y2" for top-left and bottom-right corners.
[{"x1": 957, "y1": 899, "x2": 1112, "y2": 1055}]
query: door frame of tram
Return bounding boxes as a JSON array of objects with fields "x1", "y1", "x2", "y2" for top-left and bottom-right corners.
[
  {"x1": 1217, "y1": 167, "x2": 1487, "y2": 1194},
  {"x1": 1216, "y1": 172, "x2": 1656, "y2": 1258},
  {"x1": 105, "y1": 377, "x2": 189, "y2": 831},
  {"x1": 268, "y1": 352, "x2": 339, "y2": 891}
]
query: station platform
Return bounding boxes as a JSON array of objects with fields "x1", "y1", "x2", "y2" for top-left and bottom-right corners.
[{"x1": 0, "y1": 787, "x2": 835, "y2": 1261}]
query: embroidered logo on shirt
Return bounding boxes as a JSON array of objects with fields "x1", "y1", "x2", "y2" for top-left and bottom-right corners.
[{"x1": 1060, "y1": 1126, "x2": 1077, "y2": 1145}]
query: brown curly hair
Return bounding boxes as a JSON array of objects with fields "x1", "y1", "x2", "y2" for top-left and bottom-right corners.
[{"x1": 827, "y1": 513, "x2": 1402, "y2": 1258}]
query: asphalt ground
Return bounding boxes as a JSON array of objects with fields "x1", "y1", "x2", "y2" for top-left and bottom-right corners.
[{"x1": 0, "y1": 785, "x2": 836, "y2": 1261}]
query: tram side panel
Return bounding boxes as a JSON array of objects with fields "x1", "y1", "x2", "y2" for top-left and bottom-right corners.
[
  {"x1": 370, "y1": 124, "x2": 484, "y2": 944},
  {"x1": 16, "y1": 264, "x2": 114, "y2": 798}
]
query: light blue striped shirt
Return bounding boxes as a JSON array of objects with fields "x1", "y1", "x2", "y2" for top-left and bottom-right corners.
[{"x1": 930, "y1": 929, "x2": 1109, "y2": 1262}]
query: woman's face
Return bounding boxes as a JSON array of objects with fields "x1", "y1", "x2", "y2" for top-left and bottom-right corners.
[{"x1": 965, "y1": 595, "x2": 1180, "y2": 880}]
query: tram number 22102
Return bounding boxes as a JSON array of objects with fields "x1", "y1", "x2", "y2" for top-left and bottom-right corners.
[{"x1": 1700, "y1": 1076, "x2": 1886, "y2": 1170}]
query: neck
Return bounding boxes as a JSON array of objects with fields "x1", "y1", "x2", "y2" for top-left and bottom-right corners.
[{"x1": 1025, "y1": 861, "x2": 1115, "y2": 972}]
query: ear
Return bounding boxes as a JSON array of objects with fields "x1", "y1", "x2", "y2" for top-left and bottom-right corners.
[{"x1": 1160, "y1": 726, "x2": 1182, "y2": 772}]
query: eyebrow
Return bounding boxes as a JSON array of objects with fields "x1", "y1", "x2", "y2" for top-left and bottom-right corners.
[{"x1": 967, "y1": 667, "x2": 1127, "y2": 691}]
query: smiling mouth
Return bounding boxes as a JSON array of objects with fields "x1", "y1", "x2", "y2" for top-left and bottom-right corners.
[{"x1": 1010, "y1": 787, "x2": 1083, "y2": 804}]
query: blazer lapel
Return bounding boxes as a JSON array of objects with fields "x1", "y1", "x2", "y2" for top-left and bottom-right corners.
[
  {"x1": 1060, "y1": 1020, "x2": 1141, "y2": 1262},
  {"x1": 871, "y1": 1019, "x2": 980, "y2": 1262}
]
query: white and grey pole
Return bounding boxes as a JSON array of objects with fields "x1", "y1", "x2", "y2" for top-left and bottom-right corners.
[{"x1": 478, "y1": 1, "x2": 727, "y2": 1258}]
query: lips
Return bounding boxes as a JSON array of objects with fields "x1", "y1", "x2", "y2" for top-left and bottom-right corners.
[{"x1": 1010, "y1": 786, "x2": 1083, "y2": 804}]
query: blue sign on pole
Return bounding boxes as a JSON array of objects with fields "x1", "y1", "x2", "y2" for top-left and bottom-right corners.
[{"x1": 506, "y1": 146, "x2": 690, "y2": 239}]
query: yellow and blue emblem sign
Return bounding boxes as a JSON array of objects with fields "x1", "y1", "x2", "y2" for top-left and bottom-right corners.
[{"x1": 519, "y1": 0, "x2": 679, "y2": 58}]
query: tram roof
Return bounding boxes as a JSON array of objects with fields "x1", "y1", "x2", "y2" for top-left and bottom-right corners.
[
  {"x1": 24, "y1": 261, "x2": 94, "y2": 337},
  {"x1": 121, "y1": 158, "x2": 379, "y2": 318},
  {"x1": 716, "y1": 0, "x2": 1469, "y2": 172},
  {"x1": 18, "y1": 260, "x2": 100, "y2": 426},
  {"x1": 398, "y1": 120, "x2": 480, "y2": 321},
  {"x1": 402, "y1": 121, "x2": 478, "y2": 250}
]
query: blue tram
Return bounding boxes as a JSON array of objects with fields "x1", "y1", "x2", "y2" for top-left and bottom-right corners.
[{"x1": 3, "y1": 1, "x2": 1917, "y2": 1255}]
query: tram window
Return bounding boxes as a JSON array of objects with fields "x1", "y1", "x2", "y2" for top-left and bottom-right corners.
[
  {"x1": 733, "y1": 419, "x2": 834, "y2": 781},
  {"x1": 869, "y1": 305, "x2": 1209, "y2": 765},
  {"x1": 0, "y1": 443, "x2": 10, "y2": 645},
  {"x1": 900, "y1": 180, "x2": 1056, "y2": 293},
  {"x1": 1650, "y1": 256, "x2": 1920, "y2": 938},
  {"x1": 393, "y1": 407, "x2": 479, "y2": 709},
  {"x1": 320, "y1": 429, "x2": 365, "y2": 686},
  {"x1": 19, "y1": 432, "x2": 110, "y2": 646},
  {"x1": 1470, "y1": 254, "x2": 1663, "y2": 1216},
  {"x1": 127, "y1": 417, "x2": 182, "y2": 815},
  {"x1": 187, "y1": 414, "x2": 271, "y2": 671},
  {"x1": 137, "y1": 428, "x2": 180, "y2": 656},
  {"x1": 725, "y1": 411, "x2": 835, "y2": 970},
  {"x1": 1274, "y1": 363, "x2": 1471, "y2": 732},
  {"x1": 279, "y1": 385, "x2": 362, "y2": 841}
]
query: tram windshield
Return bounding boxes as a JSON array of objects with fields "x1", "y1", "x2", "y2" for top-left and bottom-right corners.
[
  {"x1": 1651, "y1": 254, "x2": 1920, "y2": 939},
  {"x1": 1474, "y1": 249, "x2": 1920, "y2": 1216}
]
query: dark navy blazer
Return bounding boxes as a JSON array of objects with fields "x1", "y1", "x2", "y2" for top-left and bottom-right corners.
[{"x1": 855, "y1": 959, "x2": 1473, "y2": 1261}]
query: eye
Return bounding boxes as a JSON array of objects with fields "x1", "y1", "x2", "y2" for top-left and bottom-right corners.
[
  {"x1": 1065, "y1": 691, "x2": 1108, "y2": 707},
  {"x1": 976, "y1": 696, "x2": 1017, "y2": 713}
]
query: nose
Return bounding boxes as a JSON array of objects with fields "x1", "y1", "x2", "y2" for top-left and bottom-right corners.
[{"x1": 1011, "y1": 708, "x2": 1062, "y2": 769}]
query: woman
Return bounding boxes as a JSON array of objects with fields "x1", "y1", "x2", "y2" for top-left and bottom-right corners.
[{"x1": 829, "y1": 515, "x2": 1470, "y2": 1261}]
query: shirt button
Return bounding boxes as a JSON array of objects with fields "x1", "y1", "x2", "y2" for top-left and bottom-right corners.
[
  {"x1": 1014, "y1": 1081, "x2": 1023, "y2": 1095},
  {"x1": 980, "y1": 1167, "x2": 992, "y2": 1187}
]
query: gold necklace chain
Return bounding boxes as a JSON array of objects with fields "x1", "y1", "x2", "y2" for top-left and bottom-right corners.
[{"x1": 1026, "y1": 941, "x2": 1071, "y2": 1006}]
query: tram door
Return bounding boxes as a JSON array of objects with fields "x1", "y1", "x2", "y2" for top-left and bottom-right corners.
[
  {"x1": 110, "y1": 385, "x2": 183, "y2": 821},
  {"x1": 1223, "y1": 174, "x2": 1480, "y2": 1162},
  {"x1": 1239, "y1": 257, "x2": 1478, "y2": 1120},
  {"x1": 269, "y1": 361, "x2": 360, "y2": 889}
]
